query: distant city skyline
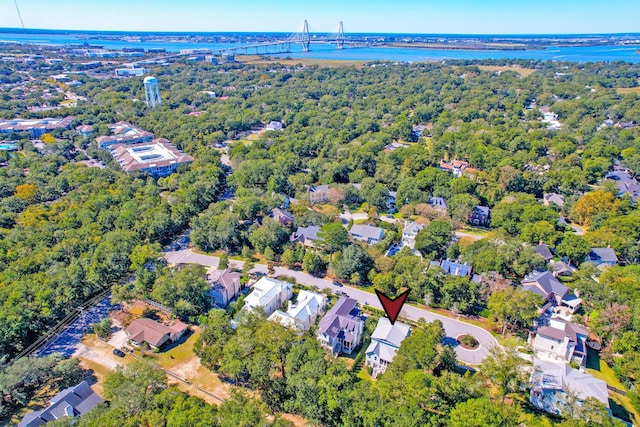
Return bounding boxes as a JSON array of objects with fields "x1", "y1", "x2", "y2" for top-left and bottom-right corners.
[{"x1": 0, "y1": 0, "x2": 638, "y2": 35}]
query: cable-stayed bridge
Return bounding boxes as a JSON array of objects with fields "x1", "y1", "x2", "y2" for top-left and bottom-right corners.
[{"x1": 214, "y1": 20, "x2": 368, "y2": 56}]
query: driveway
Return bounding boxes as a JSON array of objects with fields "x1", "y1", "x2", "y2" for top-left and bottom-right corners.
[{"x1": 165, "y1": 249, "x2": 499, "y2": 364}]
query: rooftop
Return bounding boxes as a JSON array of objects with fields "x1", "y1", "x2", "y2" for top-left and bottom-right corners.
[{"x1": 108, "y1": 139, "x2": 194, "y2": 174}]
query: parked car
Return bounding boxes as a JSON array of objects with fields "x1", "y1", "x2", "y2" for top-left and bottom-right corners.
[
  {"x1": 113, "y1": 349, "x2": 125, "y2": 358},
  {"x1": 333, "y1": 281, "x2": 343, "y2": 287}
]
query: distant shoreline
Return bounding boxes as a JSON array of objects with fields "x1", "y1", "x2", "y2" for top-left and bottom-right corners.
[{"x1": 380, "y1": 42, "x2": 542, "y2": 51}]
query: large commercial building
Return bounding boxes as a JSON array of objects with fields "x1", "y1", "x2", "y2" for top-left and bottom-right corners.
[
  {"x1": 95, "y1": 121, "x2": 154, "y2": 149},
  {"x1": 0, "y1": 117, "x2": 75, "y2": 138},
  {"x1": 108, "y1": 139, "x2": 194, "y2": 177}
]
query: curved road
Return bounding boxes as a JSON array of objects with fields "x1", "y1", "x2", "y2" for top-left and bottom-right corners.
[{"x1": 166, "y1": 249, "x2": 498, "y2": 365}]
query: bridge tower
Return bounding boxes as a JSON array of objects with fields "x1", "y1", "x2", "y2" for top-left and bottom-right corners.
[
  {"x1": 302, "y1": 19, "x2": 311, "y2": 52},
  {"x1": 336, "y1": 21, "x2": 345, "y2": 49}
]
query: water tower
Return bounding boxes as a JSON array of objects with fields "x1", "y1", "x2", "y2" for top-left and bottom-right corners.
[{"x1": 143, "y1": 76, "x2": 161, "y2": 108}]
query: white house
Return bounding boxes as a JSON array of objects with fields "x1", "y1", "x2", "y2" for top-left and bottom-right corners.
[
  {"x1": 244, "y1": 277, "x2": 293, "y2": 317},
  {"x1": 365, "y1": 317, "x2": 411, "y2": 378},
  {"x1": 531, "y1": 318, "x2": 590, "y2": 365},
  {"x1": 268, "y1": 290, "x2": 327, "y2": 331},
  {"x1": 530, "y1": 359, "x2": 609, "y2": 416},
  {"x1": 401, "y1": 221, "x2": 425, "y2": 249}
]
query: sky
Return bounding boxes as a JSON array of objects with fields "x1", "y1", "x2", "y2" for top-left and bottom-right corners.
[{"x1": 0, "y1": 0, "x2": 638, "y2": 35}]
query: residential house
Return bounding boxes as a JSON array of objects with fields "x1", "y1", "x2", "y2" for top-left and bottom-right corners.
[
  {"x1": 551, "y1": 261, "x2": 576, "y2": 277},
  {"x1": 467, "y1": 206, "x2": 490, "y2": 226},
  {"x1": 427, "y1": 196, "x2": 447, "y2": 210},
  {"x1": 543, "y1": 193, "x2": 565, "y2": 209},
  {"x1": 521, "y1": 270, "x2": 581, "y2": 313},
  {"x1": 440, "y1": 259, "x2": 472, "y2": 277},
  {"x1": 586, "y1": 248, "x2": 618, "y2": 268},
  {"x1": 266, "y1": 120, "x2": 284, "y2": 131},
  {"x1": 75, "y1": 124, "x2": 94, "y2": 136},
  {"x1": 387, "y1": 191, "x2": 397, "y2": 213},
  {"x1": 126, "y1": 318, "x2": 188, "y2": 349},
  {"x1": 317, "y1": 297, "x2": 365, "y2": 355},
  {"x1": 271, "y1": 207, "x2": 294, "y2": 226},
  {"x1": 365, "y1": 317, "x2": 411, "y2": 378},
  {"x1": 268, "y1": 290, "x2": 326, "y2": 331},
  {"x1": 383, "y1": 142, "x2": 408, "y2": 153},
  {"x1": 206, "y1": 267, "x2": 241, "y2": 308},
  {"x1": 530, "y1": 358, "x2": 609, "y2": 416},
  {"x1": 401, "y1": 221, "x2": 425, "y2": 249},
  {"x1": 535, "y1": 243, "x2": 554, "y2": 262},
  {"x1": 18, "y1": 381, "x2": 103, "y2": 427},
  {"x1": 531, "y1": 318, "x2": 590, "y2": 365},
  {"x1": 439, "y1": 159, "x2": 469, "y2": 177},
  {"x1": 349, "y1": 224, "x2": 385, "y2": 245},
  {"x1": 244, "y1": 277, "x2": 293, "y2": 317},
  {"x1": 308, "y1": 185, "x2": 330, "y2": 204},
  {"x1": 605, "y1": 170, "x2": 640, "y2": 203},
  {"x1": 290, "y1": 225, "x2": 321, "y2": 248}
]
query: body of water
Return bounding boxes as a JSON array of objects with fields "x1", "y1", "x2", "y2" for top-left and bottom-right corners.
[{"x1": 1, "y1": 31, "x2": 639, "y2": 63}]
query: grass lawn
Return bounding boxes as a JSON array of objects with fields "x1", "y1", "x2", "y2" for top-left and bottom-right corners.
[
  {"x1": 476, "y1": 65, "x2": 537, "y2": 78},
  {"x1": 458, "y1": 226, "x2": 492, "y2": 237},
  {"x1": 356, "y1": 367, "x2": 374, "y2": 383},
  {"x1": 616, "y1": 87, "x2": 640, "y2": 95},
  {"x1": 586, "y1": 348, "x2": 640, "y2": 425}
]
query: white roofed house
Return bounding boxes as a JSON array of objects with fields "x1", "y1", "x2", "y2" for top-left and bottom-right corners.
[
  {"x1": 244, "y1": 277, "x2": 293, "y2": 317},
  {"x1": 317, "y1": 297, "x2": 365, "y2": 355},
  {"x1": 308, "y1": 185, "x2": 330, "y2": 204},
  {"x1": 268, "y1": 290, "x2": 327, "y2": 331},
  {"x1": 349, "y1": 224, "x2": 385, "y2": 245},
  {"x1": 530, "y1": 358, "x2": 609, "y2": 417},
  {"x1": 365, "y1": 317, "x2": 411, "y2": 378},
  {"x1": 530, "y1": 318, "x2": 590, "y2": 365},
  {"x1": 206, "y1": 267, "x2": 241, "y2": 308},
  {"x1": 401, "y1": 221, "x2": 425, "y2": 250}
]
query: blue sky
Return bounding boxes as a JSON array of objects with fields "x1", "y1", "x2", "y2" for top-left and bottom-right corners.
[{"x1": 1, "y1": 0, "x2": 638, "y2": 34}]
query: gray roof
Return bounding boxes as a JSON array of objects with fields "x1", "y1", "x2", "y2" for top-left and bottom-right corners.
[
  {"x1": 472, "y1": 205, "x2": 490, "y2": 216},
  {"x1": 532, "y1": 359, "x2": 609, "y2": 406},
  {"x1": 292, "y1": 225, "x2": 320, "y2": 241},
  {"x1": 440, "y1": 259, "x2": 472, "y2": 276},
  {"x1": 535, "y1": 244, "x2": 553, "y2": 261},
  {"x1": 309, "y1": 184, "x2": 330, "y2": 193},
  {"x1": 428, "y1": 197, "x2": 447, "y2": 208},
  {"x1": 19, "y1": 381, "x2": 103, "y2": 427},
  {"x1": 537, "y1": 326, "x2": 566, "y2": 341},
  {"x1": 349, "y1": 224, "x2": 384, "y2": 241},
  {"x1": 522, "y1": 270, "x2": 568, "y2": 301},
  {"x1": 318, "y1": 297, "x2": 362, "y2": 343},
  {"x1": 543, "y1": 193, "x2": 565, "y2": 207},
  {"x1": 588, "y1": 248, "x2": 618, "y2": 264},
  {"x1": 370, "y1": 317, "x2": 411, "y2": 348}
]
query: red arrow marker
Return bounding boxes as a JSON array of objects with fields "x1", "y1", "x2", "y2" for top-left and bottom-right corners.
[{"x1": 374, "y1": 289, "x2": 410, "y2": 325}]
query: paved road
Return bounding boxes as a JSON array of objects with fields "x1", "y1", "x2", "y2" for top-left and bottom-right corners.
[
  {"x1": 165, "y1": 249, "x2": 498, "y2": 364},
  {"x1": 36, "y1": 296, "x2": 115, "y2": 358}
]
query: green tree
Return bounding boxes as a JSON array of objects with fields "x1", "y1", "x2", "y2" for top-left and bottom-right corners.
[
  {"x1": 302, "y1": 251, "x2": 326, "y2": 276},
  {"x1": 556, "y1": 233, "x2": 591, "y2": 266},
  {"x1": 317, "y1": 222, "x2": 349, "y2": 262},
  {"x1": 488, "y1": 287, "x2": 543, "y2": 335},
  {"x1": 415, "y1": 220, "x2": 453, "y2": 259},
  {"x1": 333, "y1": 245, "x2": 374, "y2": 283},
  {"x1": 218, "y1": 253, "x2": 229, "y2": 270}
]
